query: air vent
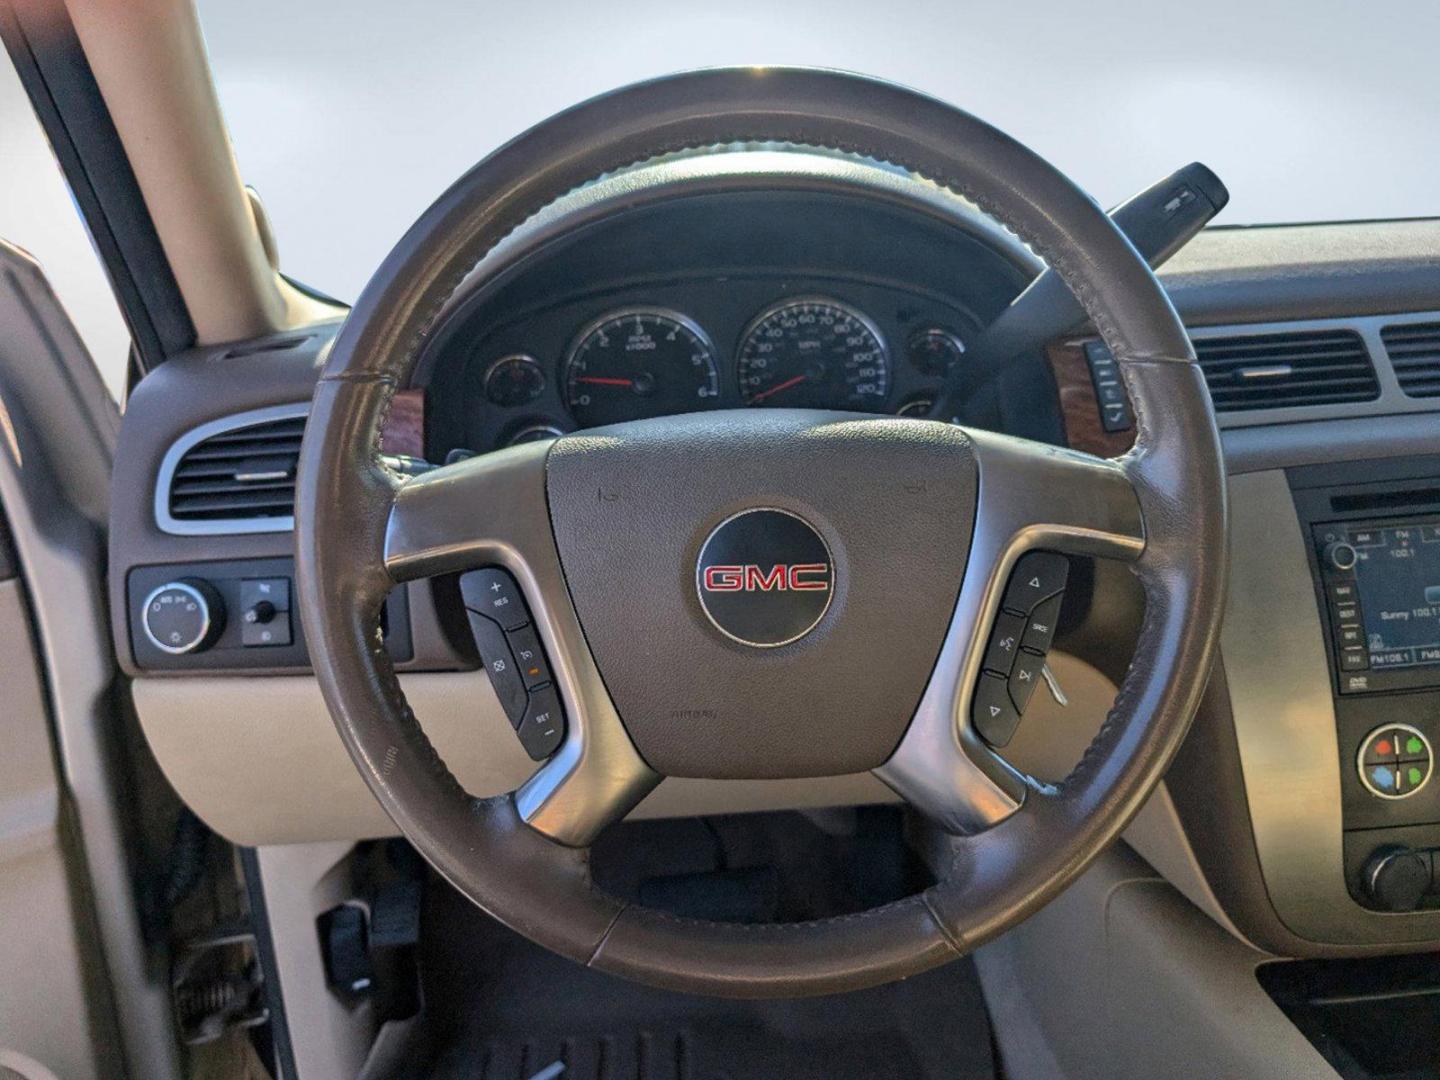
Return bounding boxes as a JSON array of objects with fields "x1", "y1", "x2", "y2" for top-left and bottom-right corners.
[
  {"x1": 1191, "y1": 328, "x2": 1379, "y2": 412},
  {"x1": 157, "y1": 406, "x2": 308, "y2": 534},
  {"x1": 1380, "y1": 322, "x2": 1440, "y2": 399}
]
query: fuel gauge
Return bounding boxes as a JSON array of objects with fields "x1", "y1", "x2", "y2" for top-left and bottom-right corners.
[
  {"x1": 906, "y1": 329, "x2": 967, "y2": 377},
  {"x1": 484, "y1": 354, "x2": 546, "y2": 407}
]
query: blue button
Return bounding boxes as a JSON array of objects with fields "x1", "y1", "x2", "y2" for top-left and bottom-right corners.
[{"x1": 1370, "y1": 765, "x2": 1397, "y2": 791}]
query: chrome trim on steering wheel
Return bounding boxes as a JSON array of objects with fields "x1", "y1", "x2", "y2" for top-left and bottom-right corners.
[
  {"x1": 875, "y1": 429, "x2": 1144, "y2": 833},
  {"x1": 384, "y1": 439, "x2": 659, "y2": 846}
]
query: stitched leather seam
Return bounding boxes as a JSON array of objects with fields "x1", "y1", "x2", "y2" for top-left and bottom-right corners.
[
  {"x1": 921, "y1": 891, "x2": 968, "y2": 957},
  {"x1": 585, "y1": 900, "x2": 630, "y2": 967}
]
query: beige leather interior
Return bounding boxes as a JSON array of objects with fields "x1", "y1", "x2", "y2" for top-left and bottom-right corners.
[
  {"x1": 133, "y1": 648, "x2": 1134, "y2": 847},
  {"x1": 0, "y1": 580, "x2": 115, "y2": 1080},
  {"x1": 134, "y1": 670, "x2": 901, "y2": 846}
]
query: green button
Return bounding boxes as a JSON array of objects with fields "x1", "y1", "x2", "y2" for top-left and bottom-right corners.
[
  {"x1": 1409, "y1": 765, "x2": 1426, "y2": 787},
  {"x1": 1406, "y1": 736, "x2": 1426, "y2": 756}
]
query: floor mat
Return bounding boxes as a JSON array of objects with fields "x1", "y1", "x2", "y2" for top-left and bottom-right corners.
[{"x1": 410, "y1": 872, "x2": 997, "y2": 1080}]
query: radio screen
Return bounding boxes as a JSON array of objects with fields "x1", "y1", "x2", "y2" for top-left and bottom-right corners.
[{"x1": 1346, "y1": 520, "x2": 1440, "y2": 669}]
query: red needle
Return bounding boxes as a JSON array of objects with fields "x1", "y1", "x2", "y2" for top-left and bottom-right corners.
[
  {"x1": 576, "y1": 375, "x2": 634, "y2": 387},
  {"x1": 750, "y1": 374, "x2": 807, "y2": 403}
]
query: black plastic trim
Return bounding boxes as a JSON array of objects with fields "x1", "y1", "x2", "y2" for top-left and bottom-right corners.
[{"x1": 237, "y1": 848, "x2": 297, "y2": 1080}]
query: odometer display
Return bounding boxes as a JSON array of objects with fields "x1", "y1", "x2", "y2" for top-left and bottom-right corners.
[
  {"x1": 564, "y1": 308, "x2": 720, "y2": 427},
  {"x1": 737, "y1": 298, "x2": 889, "y2": 410}
]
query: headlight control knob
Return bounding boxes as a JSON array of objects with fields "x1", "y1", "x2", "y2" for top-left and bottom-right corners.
[{"x1": 141, "y1": 580, "x2": 224, "y2": 655}]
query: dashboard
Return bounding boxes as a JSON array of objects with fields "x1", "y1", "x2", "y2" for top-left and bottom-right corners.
[
  {"x1": 412, "y1": 172, "x2": 1056, "y2": 461},
  {"x1": 99, "y1": 143, "x2": 1440, "y2": 959}
]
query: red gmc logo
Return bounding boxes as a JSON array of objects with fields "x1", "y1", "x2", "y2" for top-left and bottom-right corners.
[{"x1": 702, "y1": 564, "x2": 831, "y2": 593}]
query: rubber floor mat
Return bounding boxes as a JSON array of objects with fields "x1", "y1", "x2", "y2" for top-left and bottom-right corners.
[{"x1": 411, "y1": 874, "x2": 996, "y2": 1080}]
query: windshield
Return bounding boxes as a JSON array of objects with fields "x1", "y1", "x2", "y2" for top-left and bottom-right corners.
[{"x1": 199, "y1": 0, "x2": 1440, "y2": 303}]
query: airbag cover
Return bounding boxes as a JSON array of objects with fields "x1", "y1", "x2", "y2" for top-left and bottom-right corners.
[{"x1": 545, "y1": 410, "x2": 976, "y2": 778}]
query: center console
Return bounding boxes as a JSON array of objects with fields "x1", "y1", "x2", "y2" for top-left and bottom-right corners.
[{"x1": 1291, "y1": 457, "x2": 1440, "y2": 914}]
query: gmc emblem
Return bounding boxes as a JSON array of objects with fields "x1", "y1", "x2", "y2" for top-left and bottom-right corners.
[
  {"x1": 694, "y1": 508, "x2": 835, "y2": 647},
  {"x1": 702, "y1": 563, "x2": 831, "y2": 593}
]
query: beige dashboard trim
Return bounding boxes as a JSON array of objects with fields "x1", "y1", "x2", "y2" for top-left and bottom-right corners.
[{"x1": 132, "y1": 672, "x2": 896, "y2": 847}]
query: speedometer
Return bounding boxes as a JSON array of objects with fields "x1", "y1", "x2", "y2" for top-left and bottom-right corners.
[
  {"x1": 737, "y1": 297, "x2": 889, "y2": 410},
  {"x1": 564, "y1": 308, "x2": 720, "y2": 427}
]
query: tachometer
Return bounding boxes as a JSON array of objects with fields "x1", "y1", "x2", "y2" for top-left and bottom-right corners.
[
  {"x1": 563, "y1": 308, "x2": 720, "y2": 427},
  {"x1": 737, "y1": 297, "x2": 889, "y2": 410}
]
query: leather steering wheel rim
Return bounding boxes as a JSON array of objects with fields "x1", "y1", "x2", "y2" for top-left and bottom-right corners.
[{"x1": 296, "y1": 67, "x2": 1227, "y2": 998}]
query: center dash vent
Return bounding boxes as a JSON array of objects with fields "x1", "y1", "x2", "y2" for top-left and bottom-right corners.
[
  {"x1": 157, "y1": 406, "x2": 308, "y2": 534},
  {"x1": 1380, "y1": 322, "x2": 1440, "y2": 399},
  {"x1": 1191, "y1": 328, "x2": 1378, "y2": 412}
]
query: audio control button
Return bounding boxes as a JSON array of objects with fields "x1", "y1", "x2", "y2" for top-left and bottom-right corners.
[
  {"x1": 1326, "y1": 541, "x2": 1359, "y2": 571},
  {"x1": 981, "y1": 612, "x2": 1026, "y2": 676},
  {"x1": 1001, "y1": 552, "x2": 1069, "y2": 615}
]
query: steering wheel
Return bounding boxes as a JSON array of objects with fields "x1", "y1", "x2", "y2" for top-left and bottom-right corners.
[{"x1": 296, "y1": 67, "x2": 1226, "y2": 998}]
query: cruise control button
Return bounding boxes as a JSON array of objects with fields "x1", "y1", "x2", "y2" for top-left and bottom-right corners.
[
  {"x1": 1020, "y1": 593, "x2": 1064, "y2": 655},
  {"x1": 982, "y1": 612, "x2": 1027, "y2": 675},
  {"x1": 1002, "y1": 552, "x2": 1069, "y2": 615},
  {"x1": 505, "y1": 624, "x2": 551, "y2": 690},
  {"x1": 1009, "y1": 651, "x2": 1045, "y2": 713},
  {"x1": 516, "y1": 684, "x2": 565, "y2": 760},
  {"x1": 973, "y1": 672, "x2": 1021, "y2": 748},
  {"x1": 466, "y1": 612, "x2": 527, "y2": 725},
  {"x1": 459, "y1": 568, "x2": 529, "y2": 630}
]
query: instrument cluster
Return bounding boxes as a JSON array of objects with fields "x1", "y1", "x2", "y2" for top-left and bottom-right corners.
[{"x1": 436, "y1": 277, "x2": 981, "y2": 456}]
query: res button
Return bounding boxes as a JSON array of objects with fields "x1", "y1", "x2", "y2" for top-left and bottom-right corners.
[{"x1": 460, "y1": 568, "x2": 530, "y2": 630}]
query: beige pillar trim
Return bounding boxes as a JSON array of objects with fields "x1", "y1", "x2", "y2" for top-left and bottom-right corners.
[{"x1": 63, "y1": 0, "x2": 342, "y2": 344}]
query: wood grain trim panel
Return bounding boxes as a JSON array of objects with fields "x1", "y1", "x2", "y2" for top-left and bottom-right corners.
[{"x1": 1047, "y1": 340, "x2": 1136, "y2": 457}]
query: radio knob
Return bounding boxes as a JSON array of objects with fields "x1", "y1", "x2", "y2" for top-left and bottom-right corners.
[
  {"x1": 141, "y1": 579, "x2": 224, "y2": 655},
  {"x1": 1362, "y1": 846, "x2": 1431, "y2": 912},
  {"x1": 1326, "y1": 541, "x2": 1359, "y2": 571}
]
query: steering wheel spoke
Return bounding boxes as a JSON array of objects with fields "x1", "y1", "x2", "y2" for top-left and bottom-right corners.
[
  {"x1": 876, "y1": 429, "x2": 1144, "y2": 834},
  {"x1": 383, "y1": 440, "x2": 660, "y2": 846}
]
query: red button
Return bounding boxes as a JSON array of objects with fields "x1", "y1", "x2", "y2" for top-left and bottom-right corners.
[{"x1": 1377, "y1": 739, "x2": 1394, "y2": 756}]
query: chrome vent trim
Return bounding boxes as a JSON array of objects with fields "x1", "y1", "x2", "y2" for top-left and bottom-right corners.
[
  {"x1": 1381, "y1": 321, "x2": 1440, "y2": 399},
  {"x1": 1191, "y1": 328, "x2": 1378, "y2": 412},
  {"x1": 155, "y1": 403, "x2": 309, "y2": 536}
]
